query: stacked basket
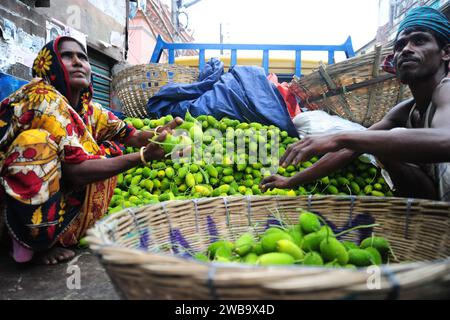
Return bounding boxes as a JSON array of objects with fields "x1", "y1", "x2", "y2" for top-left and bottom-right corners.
[
  {"x1": 289, "y1": 45, "x2": 412, "y2": 127},
  {"x1": 87, "y1": 195, "x2": 450, "y2": 300},
  {"x1": 112, "y1": 63, "x2": 199, "y2": 118}
]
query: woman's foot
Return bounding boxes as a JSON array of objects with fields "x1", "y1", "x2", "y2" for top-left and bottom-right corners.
[{"x1": 35, "y1": 247, "x2": 76, "y2": 265}]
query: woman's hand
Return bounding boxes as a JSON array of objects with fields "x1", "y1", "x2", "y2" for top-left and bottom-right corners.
[
  {"x1": 259, "y1": 174, "x2": 292, "y2": 192},
  {"x1": 156, "y1": 117, "x2": 184, "y2": 135},
  {"x1": 143, "y1": 130, "x2": 167, "y2": 161},
  {"x1": 280, "y1": 134, "x2": 341, "y2": 167},
  {"x1": 125, "y1": 117, "x2": 184, "y2": 148},
  {"x1": 143, "y1": 126, "x2": 192, "y2": 162}
]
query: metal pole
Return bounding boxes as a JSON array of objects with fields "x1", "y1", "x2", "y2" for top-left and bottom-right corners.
[
  {"x1": 220, "y1": 23, "x2": 223, "y2": 55},
  {"x1": 171, "y1": 0, "x2": 180, "y2": 42}
]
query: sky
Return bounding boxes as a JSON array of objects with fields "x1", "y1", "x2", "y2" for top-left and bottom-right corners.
[{"x1": 165, "y1": 0, "x2": 381, "y2": 61}]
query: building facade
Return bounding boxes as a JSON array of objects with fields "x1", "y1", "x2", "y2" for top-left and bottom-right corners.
[
  {"x1": 0, "y1": 0, "x2": 129, "y2": 110},
  {"x1": 358, "y1": 0, "x2": 449, "y2": 54},
  {"x1": 127, "y1": 0, "x2": 196, "y2": 65}
]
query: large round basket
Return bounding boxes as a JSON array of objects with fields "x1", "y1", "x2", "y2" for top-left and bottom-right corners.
[
  {"x1": 112, "y1": 63, "x2": 199, "y2": 118},
  {"x1": 87, "y1": 195, "x2": 450, "y2": 300},
  {"x1": 289, "y1": 45, "x2": 412, "y2": 127}
]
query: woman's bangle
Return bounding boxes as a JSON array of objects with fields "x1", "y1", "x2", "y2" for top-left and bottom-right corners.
[
  {"x1": 153, "y1": 126, "x2": 162, "y2": 134},
  {"x1": 140, "y1": 146, "x2": 149, "y2": 166}
]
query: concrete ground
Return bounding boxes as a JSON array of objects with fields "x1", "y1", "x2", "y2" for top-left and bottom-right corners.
[{"x1": 0, "y1": 245, "x2": 120, "y2": 300}]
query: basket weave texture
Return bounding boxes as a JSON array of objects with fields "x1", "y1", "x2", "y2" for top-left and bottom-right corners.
[
  {"x1": 289, "y1": 46, "x2": 412, "y2": 127},
  {"x1": 112, "y1": 63, "x2": 199, "y2": 118},
  {"x1": 87, "y1": 195, "x2": 450, "y2": 300}
]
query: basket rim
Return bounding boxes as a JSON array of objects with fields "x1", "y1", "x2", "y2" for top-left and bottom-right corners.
[
  {"x1": 87, "y1": 195, "x2": 450, "y2": 268},
  {"x1": 86, "y1": 195, "x2": 450, "y2": 299}
]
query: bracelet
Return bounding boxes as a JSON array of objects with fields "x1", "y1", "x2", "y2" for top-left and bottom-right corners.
[
  {"x1": 140, "y1": 146, "x2": 149, "y2": 166},
  {"x1": 153, "y1": 125, "x2": 162, "y2": 134}
]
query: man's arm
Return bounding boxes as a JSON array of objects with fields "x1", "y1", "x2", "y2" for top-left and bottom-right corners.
[
  {"x1": 337, "y1": 81, "x2": 450, "y2": 163},
  {"x1": 260, "y1": 98, "x2": 413, "y2": 191}
]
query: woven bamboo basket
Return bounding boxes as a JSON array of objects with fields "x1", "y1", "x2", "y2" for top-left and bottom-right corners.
[
  {"x1": 112, "y1": 63, "x2": 199, "y2": 118},
  {"x1": 87, "y1": 195, "x2": 450, "y2": 300},
  {"x1": 289, "y1": 45, "x2": 412, "y2": 127}
]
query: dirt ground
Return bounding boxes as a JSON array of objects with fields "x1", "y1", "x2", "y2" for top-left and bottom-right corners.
[{"x1": 0, "y1": 244, "x2": 120, "y2": 300}]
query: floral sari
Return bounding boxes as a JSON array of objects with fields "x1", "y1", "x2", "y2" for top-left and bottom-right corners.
[{"x1": 0, "y1": 36, "x2": 135, "y2": 251}]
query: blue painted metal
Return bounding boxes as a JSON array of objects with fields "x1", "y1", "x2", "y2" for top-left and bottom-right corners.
[{"x1": 149, "y1": 35, "x2": 355, "y2": 77}]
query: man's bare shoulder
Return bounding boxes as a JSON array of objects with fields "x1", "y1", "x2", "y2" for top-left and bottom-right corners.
[
  {"x1": 383, "y1": 97, "x2": 415, "y2": 124},
  {"x1": 432, "y1": 78, "x2": 450, "y2": 108},
  {"x1": 430, "y1": 78, "x2": 450, "y2": 129}
]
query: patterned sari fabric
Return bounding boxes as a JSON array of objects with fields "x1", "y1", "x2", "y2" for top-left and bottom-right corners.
[{"x1": 0, "y1": 36, "x2": 135, "y2": 251}]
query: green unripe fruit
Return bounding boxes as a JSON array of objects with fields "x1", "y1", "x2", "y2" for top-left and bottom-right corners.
[
  {"x1": 131, "y1": 175, "x2": 142, "y2": 186},
  {"x1": 261, "y1": 232, "x2": 293, "y2": 253},
  {"x1": 206, "y1": 165, "x2": 218, "y2": 178},
  {"x1": 350, "y1": 182, "x2": 361, "y2": 194},
  {"x1": 214, "y1": 245, "x2": 233, "y2": 260},
  {"x1": 342, "y1": 240, "x2": 359, "y2": 251},
  {"x1": 263, "y1": 227, "x2": 286, "y2": 236},
  {"x1": 185, "y1": 173, "x2": 196, "y2": 188},
  {"x1": 365, "y1": 247, "x2": 382, "y2": 265},
  {"x1": 299, "y1": 211, "x2": 321, "y2": 234},
  {"x1": 302, "y1": 231, "x2": 326, "y2": 252},
  {"x1": 360, "y1": 236, "x2": 391, "y2": 257},
  {"x1": 222, "y1": 167, "x2": 234, "y2": 176},
  {"x1": 256, "y1": 252, "x2": 295, "y2": 266},
  {"x1": 327, "y1": 185, "x2": 339, "y2": 194},
  {"x1": 303, "y1": 252, "x2": 324, "y2": 266},
  {"x1": 243, "y1": 253, "x2": 259, "y2": 264},
  {"x1": 207, "y1": 241, "x2": 234, "y2": 259},
  {"x1": 364, "y1": 185, "x2": 373, "y2": 194},
  {"x1": 234, "y1": 233, "x2": 255, "y2": 257},
  {"x1": 143, "y1": 179, "x2": 154, "y2": 192},
  {"x1": 276, "y1": 239, "x2": 304, "y2": 260},
  {"x1": 286, "y1": 225, "x2": 303, "y2": 247},
  {"x1": 129, "y1": 185, "x2": 140, "y2": 196},
  {"x1": 158, "y1": 191, "x2": 175, "y2": 202},
  {"x1": 252, "y1": 243, "x2": 263, "y2": 255},
  {"x1": 194, "y1": 253, "x2": 209, "y2": 262},
  {"x1": 320, "y1": 238, "x2": 349, "y2": 265},
  {"x1": 194, "y1": 172, "x2": 203, "y2": 184},
  {"x1": 348, "y1": 249, "x2": 373, "y2": 267},
  {"x1": 222, "y1": 175, "x2": 235, "y2": 183},
  {"x1": 325, "y1": 260, "x2": 341, "y2": 268},
  {"x1": 165, "y1": 167, "x2": 175, "y2": 179}
]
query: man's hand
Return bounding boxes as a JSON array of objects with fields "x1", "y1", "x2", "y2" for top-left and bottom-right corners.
[
  {"x1": 280, "y1": 134, "x2": 341, "y2": 167},
  {"x1": 259, "y1": 175, "x2": 292, "y2": 192}
]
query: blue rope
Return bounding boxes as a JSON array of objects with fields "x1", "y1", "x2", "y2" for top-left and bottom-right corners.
[
  {"x1": 192, "y1": 198, "x2": 200, "y2": 233},
  {"x1": 207, "y1": 264, "x2": 218, "y2": 300}
]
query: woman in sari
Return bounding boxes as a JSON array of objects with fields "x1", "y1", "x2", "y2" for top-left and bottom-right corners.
[{"x1": 0, "y1": 36, "x2": 182, "y2": 264}]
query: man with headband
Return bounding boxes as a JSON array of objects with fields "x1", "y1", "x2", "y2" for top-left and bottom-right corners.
[{"x1": 261, "y1": 6, "x2": 450, "y2": 201}]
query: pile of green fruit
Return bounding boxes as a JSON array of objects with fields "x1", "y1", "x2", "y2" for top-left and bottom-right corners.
[
  {"x1": 194, "y1": 211, "x2": 394, "y2": 268},
  {"x1": 108, "y1": 113, "x2": 393, "y2": 214}
]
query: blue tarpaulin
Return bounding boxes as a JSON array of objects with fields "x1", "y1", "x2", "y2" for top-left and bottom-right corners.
[
  {"x1": 0, "y1": 72, "x2": 28, "y2": 102},
  {"x1": 146, "y1": 58, "x2": 298, "y2": 137}
]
